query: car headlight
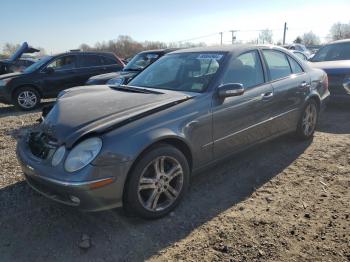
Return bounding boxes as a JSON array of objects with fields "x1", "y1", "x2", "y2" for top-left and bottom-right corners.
[
  {"x1": 107, "y1": 77, "x2": 124, "y2": 86},
  {"x1": 51, "y1": 146, "x2": 66, "y2": 166},
  {"x1": 64, "y1": 137, "x2": 102, "y2": 173}
]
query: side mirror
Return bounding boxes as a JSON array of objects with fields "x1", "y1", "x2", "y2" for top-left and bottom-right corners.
[
  {"x1": 43, "y1": 67, "x2": 54, "y2": 74},
  {"x1": 217, "y1": 83, "x2": 245, "y2": 98}
]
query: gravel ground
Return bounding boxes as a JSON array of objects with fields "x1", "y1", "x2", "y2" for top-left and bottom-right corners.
[{"x1": 0, "y1": 103, "x2": 349, "y2": 262}]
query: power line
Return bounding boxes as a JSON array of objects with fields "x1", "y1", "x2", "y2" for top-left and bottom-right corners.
[{"x1": 178, "y1": 33, "x2": 219, "y2": 43}]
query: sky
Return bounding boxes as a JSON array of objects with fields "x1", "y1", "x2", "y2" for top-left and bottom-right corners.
[{"x1": 1, "y1": 0, "x2": 349, "y2": 54}]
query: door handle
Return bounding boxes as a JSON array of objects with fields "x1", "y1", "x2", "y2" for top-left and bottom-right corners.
[
  {"x1": 300, "y1": 81, "x2": 310, "y2": 88},
  {"x1": 261, "y1": 92, "x2": 274, "y2": 100}
]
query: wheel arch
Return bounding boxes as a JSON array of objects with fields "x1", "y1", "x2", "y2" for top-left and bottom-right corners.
[
  {"x1": 11, "y1": 84, "x2": 43, "y2": 100},
  {"x1": 130, "y1": 136, "x2": 193, "y2": 174},
  {"x1": 305, "y1": 94, "x2": 321, "y2": 111},
  {"x1": 122, "y1": 135, "x2": 193, "y2": 203}
]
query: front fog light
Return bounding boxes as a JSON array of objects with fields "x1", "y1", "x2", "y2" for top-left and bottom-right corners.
[{"x1": 52, "y1": 146, "x2": 66, "y2": 166}]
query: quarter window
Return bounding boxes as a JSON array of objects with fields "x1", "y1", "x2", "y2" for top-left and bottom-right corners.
[
  {"x1": 101, "y1": 56, "x2": 118, "y2": 65},
  {"x1": 222, "y1": 50, "x2": 265, "y2": 88},
  {"x1": 294, "y1": 52, "x2": 307, "y2": 61},
  {"x1": 262, "y1": 50, "x2": 292, "y2": 80},
  {"x1": 288, "y1": 56, "x2": 304, "y2": 74},
  {"x1": 47, "y1": 55, "x2": 76, "y2": 70}
]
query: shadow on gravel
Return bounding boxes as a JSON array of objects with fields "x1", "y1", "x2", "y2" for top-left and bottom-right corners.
[
  {"x1": 317, "y1": 104, "x2": 350, "y2": 134},
  {"x1": 0, "y1": 101, "x2": 54, "y2": 119},
  {"x1": 0, "y1": 133, "x2": 312, "y2": 262}
]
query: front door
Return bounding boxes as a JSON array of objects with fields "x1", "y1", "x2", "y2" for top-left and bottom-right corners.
[
  {"x1": 212, "y1": 50, "x2": 274, "y2": 159},
  {"x1": 41, "y1": 55, "x2": 78, "y2": 97}
]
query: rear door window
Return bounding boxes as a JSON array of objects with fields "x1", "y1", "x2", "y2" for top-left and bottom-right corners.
[
  {"x1": 79, "y1": 55, "x2": 103, "y2": 68},
  {"x1": 262, "y1": 50, "x2": 292, "y2": 81}
]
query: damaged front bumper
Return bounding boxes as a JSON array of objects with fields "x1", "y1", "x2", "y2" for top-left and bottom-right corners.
[{"x1": 16, "y1": 134, "x2": 130, "y2": 212}]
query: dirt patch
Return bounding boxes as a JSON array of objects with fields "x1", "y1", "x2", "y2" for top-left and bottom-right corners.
[{"x1": 0, "y1": 103, "x2": 349, "y2": 262}]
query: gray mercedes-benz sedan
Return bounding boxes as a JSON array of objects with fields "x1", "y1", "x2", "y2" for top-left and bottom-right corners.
[{"x1": 17, "y1": 45, "x2": 330, "y2": 219}]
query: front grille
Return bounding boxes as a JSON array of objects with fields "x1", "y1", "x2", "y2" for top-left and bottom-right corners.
[{"x1": 27, "y1": 132, "x2": 57, "y2": 159}]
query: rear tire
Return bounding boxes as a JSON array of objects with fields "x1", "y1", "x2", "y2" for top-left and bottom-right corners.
[
  {"x1": 13, "y1": 86, "x2": 41, "y2": 111},
  {"x1": 296, "y1": 100, "x2": 318, "y2": 140},
  {"x1": 123, "y1": 144, "x2": 190, "y2": 219}
]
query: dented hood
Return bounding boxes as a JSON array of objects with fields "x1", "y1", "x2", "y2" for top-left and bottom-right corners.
[{"x1": 43, "y1": 85, "x2": 194, "y2": 147}]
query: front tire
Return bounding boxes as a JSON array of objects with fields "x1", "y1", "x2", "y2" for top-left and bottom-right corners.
[
  {"x1": 296, "y1": 100, "x2": 318, "y2": 140},
  {"x1": 14, "y1": 87, "x2": 41, "y2": 111},
  {"x1": 124, "y1": 144, "x2": 190, "y2": 219}
]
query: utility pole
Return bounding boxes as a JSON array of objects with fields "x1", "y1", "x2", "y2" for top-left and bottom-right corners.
[
  {"x1": 283, "y1": 22, "x2": 287, "y2": 45},
  {"x1": 220, "y1": 32, "x2": 223, "y2": 45},
  {"x1": 230, "y1": 30, "x2": 237, "y2": 44}
]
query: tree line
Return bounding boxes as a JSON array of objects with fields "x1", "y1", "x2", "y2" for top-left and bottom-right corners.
[
  {"x1": 79, "y1": 35, "x2": 206, "y2": 59},
  {"x1": 1, "y1": 21, "x2": 350, "y2": 59}
]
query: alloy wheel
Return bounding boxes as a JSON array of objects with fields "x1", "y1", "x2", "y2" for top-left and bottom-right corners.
[
  {"x1": 17, "y1": 91, "x2": 38, "y2": 109},
  {"x1": 137, "y1": 156, "x2": 184, "y2": 212},
  {"x1": 302, "y1": 103, "x2": 317, "y2": 136}
]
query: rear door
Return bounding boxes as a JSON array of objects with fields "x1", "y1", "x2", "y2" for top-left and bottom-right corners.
[
  {"x1": 75, "y1": 54, "x2": 106, "y2": 85},
  {"x1": 261, "y1": 49, "x2": 310, "y2": 133},
  {"x1": 40, "y1": 54, "x2": 78, "y2": 97},
  {"x1": 212, "y1": 50, "x2": 274, "y2": 159}
]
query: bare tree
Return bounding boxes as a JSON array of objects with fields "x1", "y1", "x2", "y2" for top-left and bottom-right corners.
[
  {"x1": 258, "y1": 29, "x2": 273, "y2": 44},
  {"x1": 77, "y1": 35, "x2": 206, "y2": 59},
  {"x1": 2, "y1": 43, "x2": 21, "y2": 56},
  {"x1": 302, "y1": 31, "x2": 320, "y2": 45},
  {"x1": 294, "y1": 36, "x2": 302, "y2": 44},
  {"x1": 35, "y1": 47, "x2": 47, "y2": 57},
  {"x1": 330, "y1": 22, "x2": 350, "y2": 40}
]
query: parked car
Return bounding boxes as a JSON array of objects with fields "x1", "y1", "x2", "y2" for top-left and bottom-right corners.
[
  {"x1": 17, "y1": 45, "x2": 329, "y2": 219},
  {"x1": 86, "y1": 49, "x2": 177, "y2": 86},
  {"x1": 285, "y1": 43, "x2": 312, "y2": 58},
  {"x1": 309, "y1": 39, "x2": 350, "y2": 103},
  {"x1": 0, "y1": 42, "x2": 39, "y2": 75},
  {"x1": 0, "y1": 51, "x2": 124, "y2": 110}
]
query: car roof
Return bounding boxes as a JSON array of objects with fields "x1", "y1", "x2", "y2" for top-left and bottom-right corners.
[
  {"x1": 138, "y1": 48, "x2": 180, "y2": 55},
  {"x1": 58, "y1": 51, "x2": 116, "y2": 56},
  {"x1": 329, "y1": 38, "x2": 350, "y2": 45},
  {"x1": 170, "y1": 44, "x2": 285, "y2": 55}
]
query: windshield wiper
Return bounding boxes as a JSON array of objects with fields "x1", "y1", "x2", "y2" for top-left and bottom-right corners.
[
  {"x1": 123, "y1": 67, "x2": 143, "y2": 72},
  {"x1": 109, "y1": 85, "x2": 162, "y2": 94}
]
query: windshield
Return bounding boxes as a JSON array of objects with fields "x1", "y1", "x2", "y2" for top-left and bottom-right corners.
[
  {"x1": 23, "y1": 56, "x2": 52, "y2": 73},
  {"x1": 128, "y1": 52, "x2": 225, "y2": 93},
  {"x1": 311, "y1": 42, "x2": 350, "y2": 62},
  {"x1": 124, "y1": 52, "x2": 161, "y2": 71}
]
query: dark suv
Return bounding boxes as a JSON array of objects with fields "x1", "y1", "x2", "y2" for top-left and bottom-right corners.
[{"x1": 0, "y1": 51, "x2": 124, "y2": 110}]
